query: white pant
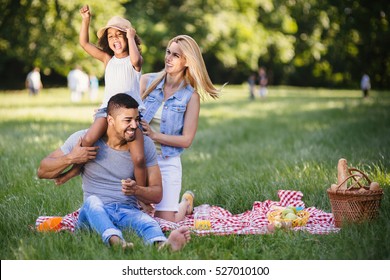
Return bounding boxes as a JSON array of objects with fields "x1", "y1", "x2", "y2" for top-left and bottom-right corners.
[
  {"x1": 154, "y1": 155, "x2": 182, "y2": 212},
  {"x1": 71, "y1": 90, "x2": 82, "y2": 102}
]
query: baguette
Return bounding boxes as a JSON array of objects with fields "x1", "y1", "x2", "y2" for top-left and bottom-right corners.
[{"x1": 337, "y1": 158, "x2": 349, "y2": 190}]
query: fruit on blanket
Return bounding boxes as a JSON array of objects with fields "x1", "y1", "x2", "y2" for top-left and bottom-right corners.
[
  {"x1": 284, "y1": 213, "x2": 298, "y2": 220},
  {"x1": 369, "y1": 182, "x2": 380, "y2": 191},
  {"x1": 282, "y1": 208, "x2": 295, "y2": 217},
  {"x1": 273, "y1": 221, "x2": 282, "y2": 228},
  {"x1": 287, "y1": 205, "x2": 297, "y2": 214},
  {"x1": 267, "y1": 206, "x2": 310, "y2": 228}
]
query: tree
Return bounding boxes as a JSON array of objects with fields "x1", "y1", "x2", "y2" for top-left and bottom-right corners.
[
  {"x1": 124, "y1": 0, "x2": 271, "y2": 83},
  {"x1": 0, "y1": 0, "x2": 125, "y2": 88},
  {"x1": 0, "y1": 0, "x2": 388, "y2": 89}
]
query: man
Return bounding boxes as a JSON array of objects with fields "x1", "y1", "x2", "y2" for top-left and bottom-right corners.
[{"x1": 37, "y1": 93, "x2": 190, "y2": 251}]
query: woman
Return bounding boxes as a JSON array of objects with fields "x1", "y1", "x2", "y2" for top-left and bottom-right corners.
[{"x1": 140, "y1": 35, "x2": 220, "y2": 222}]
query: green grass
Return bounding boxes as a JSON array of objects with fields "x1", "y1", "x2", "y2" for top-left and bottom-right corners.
[{"x1": 0, "y1": 86, "x2": 389, "y2": 260}]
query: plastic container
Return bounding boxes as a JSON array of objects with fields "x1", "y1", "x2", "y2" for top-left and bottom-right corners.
[{"x1": 194, "y1": 204, "x2": 211, "y2": 230}]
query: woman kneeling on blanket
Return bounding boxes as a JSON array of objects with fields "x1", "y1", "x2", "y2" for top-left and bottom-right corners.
[{"x1": 140, "y1": 35, "x2": 221, "y2": 222}]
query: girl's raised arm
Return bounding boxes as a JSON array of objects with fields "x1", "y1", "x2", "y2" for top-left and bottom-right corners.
[
  {"x1": 126, "y1": 28, "x2": 143, "y2": 72},
  {"x1": 79, "y1": 5, "x2": 108, "y2": 64}
]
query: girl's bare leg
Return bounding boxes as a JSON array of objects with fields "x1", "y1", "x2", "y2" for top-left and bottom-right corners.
[
  {"x1": 154, "y1": 199, "x2": 190, "y2": 223},
  {"x1": 128, "y1": 128, "x2": 150, "y2": 212},
  {"x1": 54, "y1": 117, "x2": 107, "y2": 185},
  {"x1": 128, "y1": 128, "x2": 146, "y2": 187}
]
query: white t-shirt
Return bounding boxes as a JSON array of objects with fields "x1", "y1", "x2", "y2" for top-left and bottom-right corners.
[
  {"x1": 27, "y1": 71, "x2": 41, "y2": 89},
  {"x1": 102, "y1": 56, "x2": 144, "y2": 111}
]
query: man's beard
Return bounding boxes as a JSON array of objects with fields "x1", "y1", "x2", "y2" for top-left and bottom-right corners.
[{"x1": 124, "y1": 128, "x2": 136, "y2": 142}]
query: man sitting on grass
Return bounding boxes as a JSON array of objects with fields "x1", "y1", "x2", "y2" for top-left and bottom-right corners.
[{"x1": 37, "y1": 93, "x2": 190, "y2": 251}]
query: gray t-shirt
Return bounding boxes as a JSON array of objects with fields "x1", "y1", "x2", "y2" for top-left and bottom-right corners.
[{"x1": 61, "y1": 130, "x2": 158, "y2": 206}]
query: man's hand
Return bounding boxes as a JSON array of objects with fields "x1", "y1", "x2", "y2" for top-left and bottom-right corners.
[
  {"x1": 69, "y1": 137, "x2": 99, "y2": 164},
  {"x1": 121, "y1": 178, "x2": 138, "y2": 196}
]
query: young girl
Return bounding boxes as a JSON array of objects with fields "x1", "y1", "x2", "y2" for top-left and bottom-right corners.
[{"x1": 55, "y1": 5, "x2": 146, "y2": 190}]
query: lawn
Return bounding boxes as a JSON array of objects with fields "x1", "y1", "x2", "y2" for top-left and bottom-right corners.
[{"x1": 0, "y1": 85, "x2": 389, "y2": 260}]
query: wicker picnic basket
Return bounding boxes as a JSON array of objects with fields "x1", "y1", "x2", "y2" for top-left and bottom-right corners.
[{"x1": 327, "y1": 167, "x2": 384, "y2": 227}]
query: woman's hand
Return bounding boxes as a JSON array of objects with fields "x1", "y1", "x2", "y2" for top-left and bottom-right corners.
[{"x1": 140, "y1": 120, "x2": 155, "y2": 140}]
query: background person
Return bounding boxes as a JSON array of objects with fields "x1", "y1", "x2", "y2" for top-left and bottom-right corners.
[
  {"x1": 25, "y1": 67, "x2": 43, "y2": 96},
  {"x1": 89, "y1": 74, "x2": 99, "y2": 101},
  {"x1": 37, "y1": 94, "x2": 190, "y2": 251},
  {"x1": 248, "y1": 72, "x2": 256, "y2": 100},
  {"x1": 67, "y1": 66, "x2": 88, "y2": 102},
  {"x1": 139, "y1": 35, "x2": 221, "y2": 223},
  {"x1": 258, "y1": 66, "x2": 268, "y2": 98},
  {"x1": 361, "y1": 73, "x2": 371, "y2": 98}
]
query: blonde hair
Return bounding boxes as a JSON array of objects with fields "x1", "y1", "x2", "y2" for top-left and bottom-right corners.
[{"x1": 142, "y1": 35, "x2": 219, "y2": 100}]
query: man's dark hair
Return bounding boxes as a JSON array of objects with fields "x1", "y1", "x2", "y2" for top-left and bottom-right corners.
[{"x1": 107, "y1": 93, "x2": 139, "y2": 116}]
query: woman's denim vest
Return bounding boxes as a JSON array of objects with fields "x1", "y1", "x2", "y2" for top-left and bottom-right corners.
[{"x1": 142, "y1": 74, "x2": 194, "y2": 158}]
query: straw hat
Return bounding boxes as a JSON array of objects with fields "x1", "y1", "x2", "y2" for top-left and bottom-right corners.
[{"x1": 97, "y1": 16, "x2": 132, "y2": 38}]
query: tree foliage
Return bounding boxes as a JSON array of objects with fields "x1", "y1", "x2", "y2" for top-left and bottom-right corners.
[
  {"x1": 0, "y1": 0, "x2": 125, "y2": 85},
  {"x1": 0, "y1": 0, "x2": 388, "y2": 89}
]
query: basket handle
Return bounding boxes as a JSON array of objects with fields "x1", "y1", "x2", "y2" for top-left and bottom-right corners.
[
  {"x1": 335, "y1": 168, "x2": 371, "y2": 190},
  {"x1": 335, "y1": 173, "x2": 363, "y2": 190},
  {"x1": 348, "y1": 168, "x2": 371, "y2": 188}
]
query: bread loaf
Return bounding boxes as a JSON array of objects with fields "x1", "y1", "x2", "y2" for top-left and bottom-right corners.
[{"x1": 337, "y1": 158, "x2": 349, "y2": 190}]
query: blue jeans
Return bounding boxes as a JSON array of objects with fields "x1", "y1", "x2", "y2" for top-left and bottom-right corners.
[{"x1": 76, "y1": 195, "x2": 167, "y2": 245}]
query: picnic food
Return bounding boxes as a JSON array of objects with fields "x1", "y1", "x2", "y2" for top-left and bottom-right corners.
[
  {"x1": 369, "y1": 182, "x2": 380, "y2": 191},
  {"x1": 194, "y1": 219, "x2": 212, "y2": 230},
  {"x1": 337, "y1": 158, "x2": 349, "y2": 190},
  {"x1": 37, "y1": 216, "x2": 63, "y2": 232},
  {"x1": 267, "y1": 206, "x2": 310, "y2": 228},
  {"x1": 330, "y1": 183, "x2": 338, "y2": 191}
]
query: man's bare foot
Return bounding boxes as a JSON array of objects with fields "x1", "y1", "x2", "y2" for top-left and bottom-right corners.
[
  {"x1": 109, "y1": 235, "x2": 134, "y2": 250},
  {"x1": 160, "y1": 226, "x2": 191, "y2": 252},
  {"x1": 54, "y1": 165, "x2": 81, "y2": 185}
]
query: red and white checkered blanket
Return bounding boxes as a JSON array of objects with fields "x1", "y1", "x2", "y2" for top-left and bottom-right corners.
[{"x1": 35, "y1": 190, "x2": 340, "y2": 235}]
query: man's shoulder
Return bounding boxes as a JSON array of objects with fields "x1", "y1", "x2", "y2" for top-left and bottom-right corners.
[
  {"x1": 61, "y1": 129, "x2": 88, "y2": 154},
  {"x1": 143, "y1": 135, "x2": 155, "y2": 149},
  {"x1": 70, "y1": 129, "x2": 88, "y2": 138},
  {"x1": 143, "y1": 136, "x2": 158, "y2": 164},
  {"x1": 64, "y1": 129, "x2": 89, "y2": 145}
]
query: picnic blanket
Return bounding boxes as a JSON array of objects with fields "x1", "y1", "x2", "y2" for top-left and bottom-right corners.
[{"x1": 35, "y1": 190, "x2": 340, "y2": 235}]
